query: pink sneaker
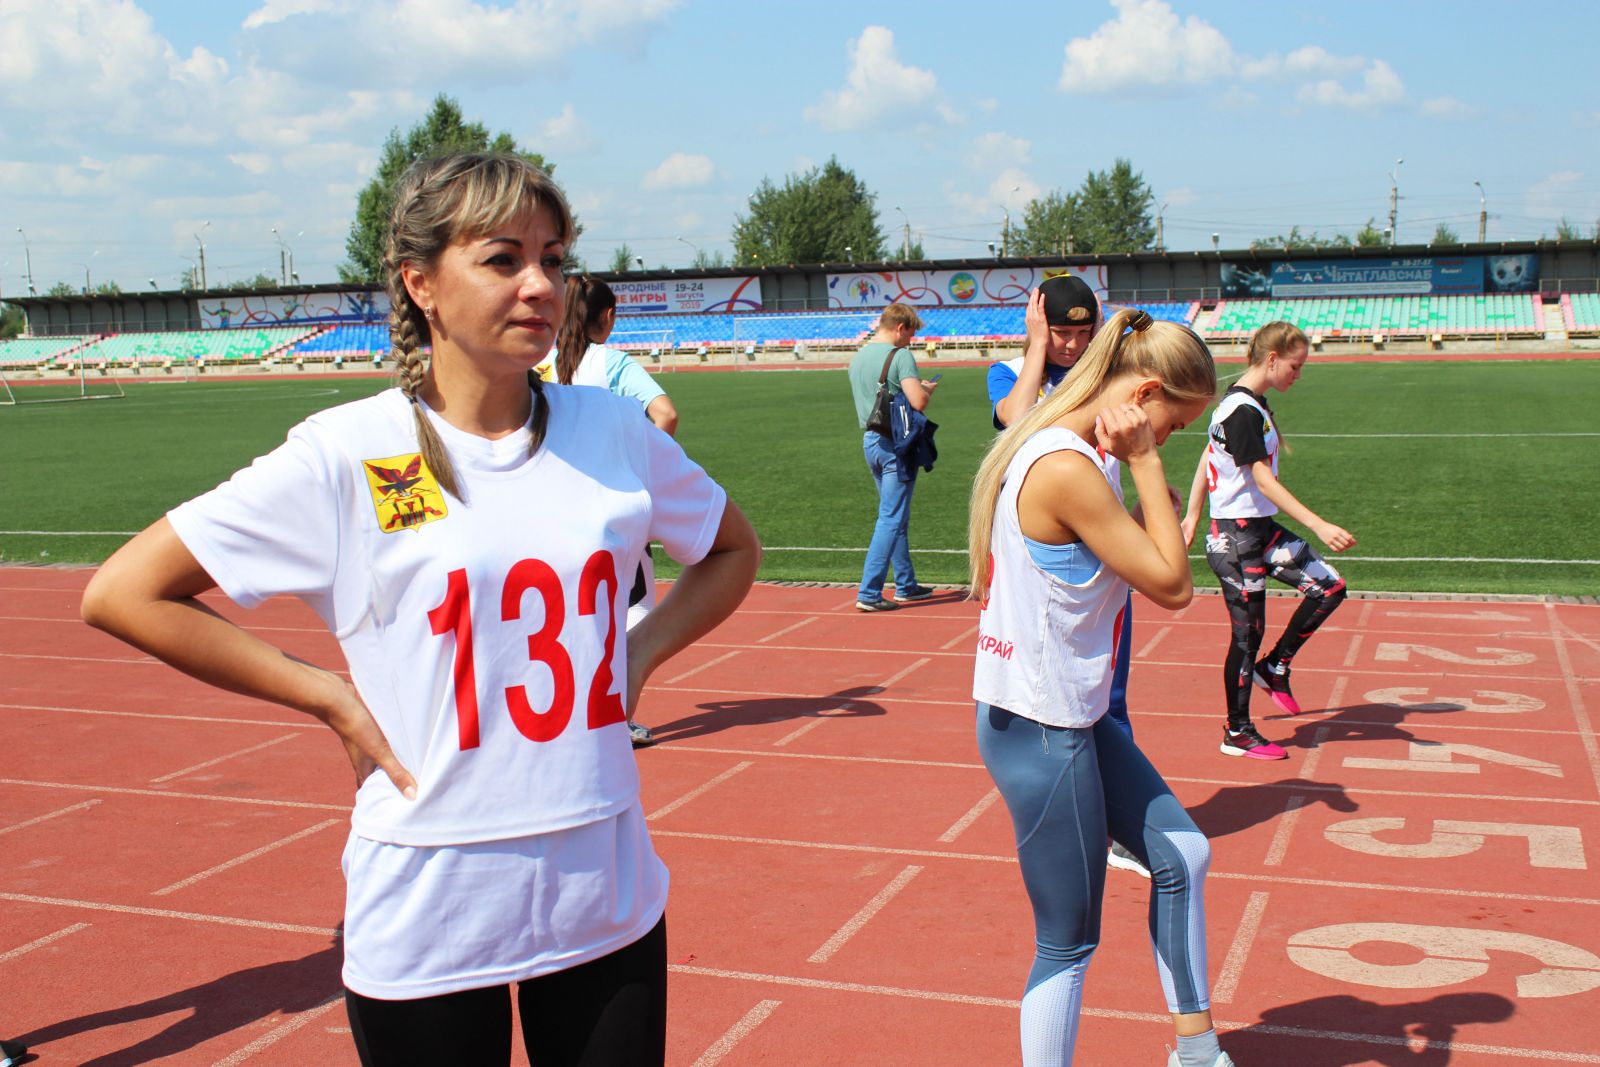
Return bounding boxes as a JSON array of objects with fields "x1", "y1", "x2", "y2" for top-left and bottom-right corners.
[
  {"x1": 1221, "y1": 723, "x2": 1288, "y2": 760},
  {"x1": 1253, "y1": 658, "x2": 1303, "y2": 715}
]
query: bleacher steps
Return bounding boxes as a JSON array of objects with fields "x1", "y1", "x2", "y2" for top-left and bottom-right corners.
[{"x1": 1543, "y1": 301, "x2": 1569, "y2": 343}]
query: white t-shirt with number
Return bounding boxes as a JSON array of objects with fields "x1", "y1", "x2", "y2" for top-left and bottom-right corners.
[{"x1": 168, "y1": 385, "x2": 725, "y2": 846}]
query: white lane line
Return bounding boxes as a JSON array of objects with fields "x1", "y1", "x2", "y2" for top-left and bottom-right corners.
[
  {"x1": 1299, "y1": 726, "x2": 1333, "y2": 780},
  {"x1": 153, "y1": 819, "x2": 344, "y2": 897},
  {"x1": 940, "y1": 623, "x2": 980, "y2": 651},
  {"x1": 1547, "y1": 604, "x2": 1600, "y2": 800},
  {"x1": 150, "y1": 735, "x2": 297, "y2": 784},
  {"x1": 1263, "y1": 796, "x2": 1307, "y2": 867},
  {"x1": 0, "y1": 892, "x2": 337, "y2": 935},
  {"x1": 938, "y1": 788, "x2": 1001, "y2": 844},
  {"x1": 757, "y1": 616, "x2": 818, "y2": 644},
  {"x1": 770, "y1": 718, "x2": 827, "y2": 748},
  {"x1": 0, "y1": 922, "x2": 91, "y2": 963},
  {"x1": 690, "y1": 999, "x2": 783, "y2": 1067},
  {"x1": 0, "y1": 798, "x2": 101, "y2": 836},
  {"x1": 209, "y1": 993, "x2": 345, "y2": 1067},
  {"x1": 878, "y1": 657, "x2": 932, "y2": 689},
  {"x1": 1135, "y1": 626, "x2": 1171, "y2": 659},
  {"x1": 664, "y1": 650, "x2": 742, "y2": 685},
  {"x1": 1342, "y1": 634, "x2": 1364, "y2": 668},
  {"x1": 808, "y1": 865, "x2": 924, "y2": 964},
  {"x1": 1211, "y1": 891, "x2": 1268, "y2": 1003},
  {"x1": 0, "y1": 701, "x2": 320, "y2": 730},
  {"x1": 654, "y1": 829, "x2": 1012, "y2": 865},
  {"x1": 647, "y1": 762, "x2": 754, "y2": 822},
  {"x1": 753, "y1": 547, "x2": 1600, "y2": 564},
  {"x1": 0, "y1": 777, "x2": 349, "y2": 812}
]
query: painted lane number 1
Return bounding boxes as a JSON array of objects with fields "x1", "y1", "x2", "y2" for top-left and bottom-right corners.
[{"x1": 427, "y1": 550, "x2": 626, "y2": 749}]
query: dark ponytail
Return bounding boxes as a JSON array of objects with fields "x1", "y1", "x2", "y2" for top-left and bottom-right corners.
[{"x1": 555, "y1": 275, "x2": 618, "y2": 384}]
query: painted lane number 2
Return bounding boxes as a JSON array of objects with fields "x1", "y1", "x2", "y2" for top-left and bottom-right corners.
[{"x1": 427, "y1": 551, "x2": 626, "y2": 749}]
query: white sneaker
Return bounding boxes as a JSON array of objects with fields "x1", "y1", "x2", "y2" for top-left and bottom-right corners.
[
  {"x1": 1108, "y1": 841, "x2": 1151, "y2": 879},
  {"x1": 1165, "y1": 1050, "x2": 1234, "y2": 1067}
]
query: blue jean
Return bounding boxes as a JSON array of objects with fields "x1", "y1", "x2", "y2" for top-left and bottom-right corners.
[{"x1": 858, "y1": 431, "x2": 918, "y2": 602}]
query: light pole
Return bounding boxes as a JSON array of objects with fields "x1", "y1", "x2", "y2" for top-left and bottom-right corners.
[
  {"x1": 178, "y1": 255, "x2": 198, "y2": 290},
  {"x1": 1156, "y1": 201, "x2": 1169, "y2": 252},
  {"x1": 15, "y1": 228, "x2": 35, "y2": 294},
  {"x1": 894, "y1": 205, "x2": 911, "y2": 260},
  {"x1": 675, "y1": 235, "x2": 700, "y2": 266},
  {"x1": 1001, "y1": 184, "x2": 1020, "y2": 258},
  {"x1": 1388, "y1": 159, "x2": 1403, "y2": 244},
  {"x1": 195, "y1": 220, "x2": 211, "y2": 290},
  {"x1": 271, "y1": 227, "x2": 298, "y2": 285},
  {"x1": 844, "y1": 245, "x2": 853, "y2": 265},
  {"x1": 1212, "y1": 232, "x2": 1220, "y2": 254},
  {"x1": 633, "y1": 256, "x2": 645, "y2": 271},
  {"x1": 1473, "y1": 180, "x2": 1486, "y2": 243},
  {"x1": 148, "y1": 278, "x2": 158, "y2": 290}
]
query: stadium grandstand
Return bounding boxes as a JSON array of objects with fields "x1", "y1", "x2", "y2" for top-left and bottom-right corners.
[{"x1": 5, "y1": 240, "x2": 1596, "y2": 375}]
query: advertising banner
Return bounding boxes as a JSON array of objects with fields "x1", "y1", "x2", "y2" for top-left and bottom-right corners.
[
  {"x1": 199, "y1": 290, "x2": 388, "y2": 330},
  {"x1": 612, "y1": 276, "x2": 763, "y2": 314},
  {"x1": 1220, "y1": 255, "x2": 1539, "y2": 298},
  {"x1": 826, "y1": 265, "x2": 1107, "y2": 309}
]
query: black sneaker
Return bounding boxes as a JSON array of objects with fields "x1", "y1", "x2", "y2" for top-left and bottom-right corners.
[
  {"x1": 898, "y1": 584, "x2": 936, "y2": 602},
  {"x1": 855, "y1": 598, "x2": 899, "y2": 612},
  {"x1": 628, "y1": 721, "x2": 658, "y2": 748},
  {"x1": 1, "y1": 1037, "x2": 28, "y2": 1067},
  {"x1": 1252, "y1": 657, "x2": 1303, "y2": 714},
  {"x1": 1220, "y1": 722, "x2": 1288, "y2": 760}
]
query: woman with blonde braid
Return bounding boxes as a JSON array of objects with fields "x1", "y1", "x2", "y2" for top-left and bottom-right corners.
[
  {"x1": 81, "y1": 152, "x2": 760, "y2": 1067},
  {"x1": 971, "y1": 310, "x2": 1235, "y2": 1067}
]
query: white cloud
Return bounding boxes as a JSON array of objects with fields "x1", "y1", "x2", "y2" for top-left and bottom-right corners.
[
  {"x1": 1059, "y1": 0, "x2": 1236, "y2": 92},
  {"x1": 642, "y1": 152, "x2": 715, "y2": 191},
  {"x1": 537, "y1": 104, "x2": 599, "y2": 157},
  {"x1": 805, "y1": 25, "x2": 957, "y2": 132},
  {"x1": 1421, "y1": 95, "x2": 1473, "y2": 120},
  {"x1": 1295, "y1": 60, "x2": 1405, "y2": 110},
  {"x1": 241, "y1": 0, "x2": 680, "y2": 85},
  {"x1": 1057, "y1": 0, "x2": 1408, "y2": 112},
  {"x1": 242, "y1": 0, "x2": 340, "y2": 30},
  {"x1": 1525, "y1": 170, "x2": 1584, "y2": 221},
  {"x1": 229, "y1": 153, "x2": 273, "y2": 175},
  {"x1": 967, "y1": 132, "x2": 1031, "y2": 171}
]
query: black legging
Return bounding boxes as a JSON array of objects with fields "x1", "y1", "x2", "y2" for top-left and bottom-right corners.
[
  {"x1": 345, "y1": 916, "x2": 667, "y2": 1067},
  {"x1": 1205, "y1": 516, "x2": 1347, "y2": 725}
]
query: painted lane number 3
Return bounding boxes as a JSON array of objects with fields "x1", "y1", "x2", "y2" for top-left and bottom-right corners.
[{"x1": 427, "y1": 550, "x2": 626, "y2": 749}]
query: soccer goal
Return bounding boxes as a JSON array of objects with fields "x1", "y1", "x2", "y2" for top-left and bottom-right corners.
[
  {"x1": 730, "y1": 312, "x2": 879, "y2": 366},
  {"x1": 608, "y1": 328, "x2": 678, "y2": 371},
  {"x1": 0, "y1": 352, "x2": 126, "y2": 406}
]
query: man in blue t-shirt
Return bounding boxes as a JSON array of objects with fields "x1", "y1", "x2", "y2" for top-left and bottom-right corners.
[{"x1": 848, "y1": 303, "x2": 940, "y2": 611}]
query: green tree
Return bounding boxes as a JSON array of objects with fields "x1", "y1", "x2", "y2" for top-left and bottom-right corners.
[
  {"x1": 179, "y1": 267, "x2": 199, "y2": 292},
  {"x1": 608, "y1": 243, "x2": 636, "y2": 272},
  {"x1": 340, "y1": 94, "x2": 557, "y2": 283},
  {"x1": 1554, "y1": 216, "x2": 1583, "y2": 241},
  {"x1": 692, "y1": 248, "x2": 728, "y2": 270},
  {"x1": 1354, "y1": 217, "x2": 1386, "y2": 247},
  {"x1": 1074, "y1": 159, "x2": 1155, "y2": 253},
  {"x1": 1250, "y1": 227, "x2": 1351, "y2": 251},
  {"x1": 1432, "y1": 222, "x2": 1461, "y2": 245},
  {"x1": 732, "y1": 158, "x2": 887, "y2": 266},
  {"x1": 241, "y1": 272, "x2": 279, "y2": 289},
  {"x1": 1012, "y1": 190, "x2": 1082, "y2": 256},
  {"x1": 0, "y1": 302, "x2": 23, "y2": 340},
  {"x1": 46, "y1": 282, "x2": 76, "y2": 297}
]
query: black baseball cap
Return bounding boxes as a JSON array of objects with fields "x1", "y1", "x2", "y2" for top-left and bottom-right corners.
[{"x1": 1040, "y1": 275, "x2": 1099, "y2": 328}]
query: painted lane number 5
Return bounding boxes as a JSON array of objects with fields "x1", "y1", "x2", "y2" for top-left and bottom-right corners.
[{"x1": 427, "y1": 550, "x2": 626, "y2": 749}]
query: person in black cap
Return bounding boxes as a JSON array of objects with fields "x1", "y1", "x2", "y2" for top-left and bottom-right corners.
[
  {"x1": 984, "y1": 275, "x2": 1151, "y2": 879},
  {"x1": 987, "y1": 274, "x2": 1100, "y2": 429}
]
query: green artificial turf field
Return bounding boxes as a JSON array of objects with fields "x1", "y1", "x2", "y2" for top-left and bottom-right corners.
[{"x1": 4, "y1": 359, "x2": 1597, "y2": 596}]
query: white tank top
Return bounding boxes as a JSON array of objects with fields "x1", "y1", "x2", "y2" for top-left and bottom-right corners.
[
  {"x1": 1204, "y1": 389, "x2": 1279, "y2": 519},
  {"x1": 972, "y1": 427, "x2": 1130, "y2": 728}
]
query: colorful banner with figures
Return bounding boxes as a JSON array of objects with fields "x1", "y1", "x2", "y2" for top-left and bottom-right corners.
[
  {"x1": 1220, "y1": 255, "x2": 1540, "y2": 298},
  {"x1": 199, "y1": 290, "x2": 390, "y2": 329},
  {"x1": 612, "y1": 276, "x2": 763, "y2": 315},
  {"x1": 824, "y1": 266, "x2": 1108, "y2": 309}
]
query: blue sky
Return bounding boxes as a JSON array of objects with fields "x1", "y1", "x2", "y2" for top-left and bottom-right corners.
[{"x1": 3, "y1": 0, "x2": 1597, "y2": 294}]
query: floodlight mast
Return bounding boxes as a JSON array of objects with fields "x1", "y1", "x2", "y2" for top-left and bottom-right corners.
[{"x1": 16, "y1": 228, "x2": 34, "y2": 294}]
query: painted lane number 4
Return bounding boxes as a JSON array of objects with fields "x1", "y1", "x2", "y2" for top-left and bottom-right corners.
[{"x1": 428, "y1": 551, "x2": 626, "y2": 749}]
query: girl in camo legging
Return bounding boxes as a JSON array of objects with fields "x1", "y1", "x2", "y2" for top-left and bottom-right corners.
[{"x1": 1181, "y1": 321, "x2": 1356, "y2": 760}]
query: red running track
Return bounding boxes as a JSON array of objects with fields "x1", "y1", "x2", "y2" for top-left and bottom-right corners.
[{"x1": 2, "y1": 568, "x2": 1598, "y2": 1065}]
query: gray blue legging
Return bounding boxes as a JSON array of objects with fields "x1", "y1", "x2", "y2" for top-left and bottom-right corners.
[{"x1": 977, "y1": 703, "x2": 1213, "y2": 1027}]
